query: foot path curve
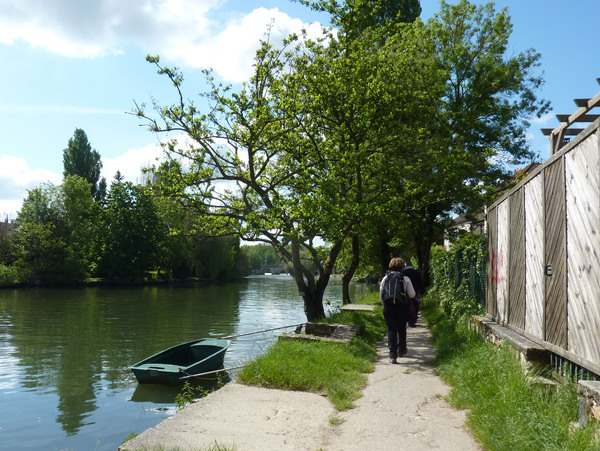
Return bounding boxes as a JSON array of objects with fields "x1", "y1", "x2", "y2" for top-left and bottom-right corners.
[{"x1": 120, "y1": 319, "x2": 481, "y2": 450}]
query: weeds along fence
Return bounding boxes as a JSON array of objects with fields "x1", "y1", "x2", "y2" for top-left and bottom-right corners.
[
  {"x1": 487, "y1": 117, "x2": 600, "y2": 377},
  {"x1": 429, "y1": 235, "x2": 487, "y2": 319}
]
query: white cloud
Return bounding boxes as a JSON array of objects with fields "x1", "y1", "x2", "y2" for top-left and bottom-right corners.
[
  {"x1": 529, "y1": 112, "x2": 555, "y2": 126},
  {"x1": 0, "y1": 155, "x2": 62, "y2": 219},
  {"x1": 101, "y1": 141, "x2": 166, "y2": 184},
  {"x1": 182, "y1": 8, "x2": 326, "y2": 83},
  {"x1": 0, "y1": 0, "x2": 219, "y2": 57},
  {"x1": 0, "y1": 0, "x2": 325, "y2": 82}
]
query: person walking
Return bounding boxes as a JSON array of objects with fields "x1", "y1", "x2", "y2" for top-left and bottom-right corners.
[
  {"x1": 380, "y1": 258, "x2": 416, "y2": 363},
  {"x1": 402, "y1": 260, "x2": 424, "y2": 327}
]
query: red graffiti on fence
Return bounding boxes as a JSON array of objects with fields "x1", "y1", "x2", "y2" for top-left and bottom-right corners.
[{"x1": 490, "y1": 249, "x2": 506, "y2": 285}]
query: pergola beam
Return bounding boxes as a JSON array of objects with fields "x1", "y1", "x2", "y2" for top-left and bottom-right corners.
[
  {"x1": 556, "y1": 114, "x2": 599, "y2": 122},
  {"x1": 541, "y1": 128, "x2": 585, "y2": 136},
  {"x1": 546, "y1": 90, "x2": 600, "y2": 154}
]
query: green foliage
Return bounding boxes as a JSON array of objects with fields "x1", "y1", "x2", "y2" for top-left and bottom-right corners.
[
  {"x1": 63, "y1": 128, "x2": 104, "y2": 201},
  {"x1": 12, "y1": 178, "x2": 96, "y2": 285},
  {"x1": 423, "y1": 299, "x2": 600, "y2": 450},
  {"x1": 324, "y1": 292, "x2": 386, "y2": 343},
  {"x1": 135, "y1": 0, "x2": 548, "y2": 318},
  {"x1": 0, "y1": 234, "x2": 16, "y2": 266},
  {"x1": 240, "y1": 244, "x2": 281, "y2": 271},
  {"x1": 428, "y1": 233, "x2": 486, "y2": 319},
  {"x1": 191, "y1": 235, "x2": 240, "y2": 280},
  {"x1": 238, "y1": 338, "x2": 375, "y2": 410},
  {"x1": 174, "y1": 378, "x2": 227, "y2": 411},
  {"x1": 174, "y1": 381, "x2": 207, "y2": 410},
  {"x1": 0, "y1": 264, "x2": 20, "y2": 286},
  {"x1": 298, "y1": 0, "x2": 422, "y2": 39},
  {"x1": 120, "y1": 432, "x2": 137, "y2": 445},
  {"x1": 96, "y1": 181, "x2": 165, "y2": 282}
]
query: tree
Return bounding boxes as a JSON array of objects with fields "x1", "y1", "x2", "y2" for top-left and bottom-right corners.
[
  {"x1": 63, "y1": 128, "x2": 106, "y2": 201},
  {"x1": 135, "y1": 12, "x2": 436, "y2": 318},
  {"x1": 97, "y1": 180, "x2": 164, "y2": 282},
  {"x1": 241, "y1": 244, "x2": 282, "y2": 272},
  {"x1": 297, "y1": 0, "x2": 422, "y2": 37},
  {"x1": 135, "y1": 39, "x2": 343, "y2": 319},
  {"x1": 300, "y1": 0, "x2": 429, "y2": 303},
  {"x1": 61, "y1": 175, "x2": 98, "y2": 275},
  {"x1": 12, "y1": 176, "x2": 95, "y2": 284},
  {"x1": 397, "y1": 0, "x2": 549, "y2": 284}
]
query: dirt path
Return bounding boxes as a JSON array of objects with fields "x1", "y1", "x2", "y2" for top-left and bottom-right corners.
[{"x1": 119, "y1": 320, "x2": 481, "y2": 450}]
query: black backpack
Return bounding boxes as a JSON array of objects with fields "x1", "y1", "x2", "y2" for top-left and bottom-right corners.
[{"x1": 383, "y1": 271, "x2": 407, "y2": 304}]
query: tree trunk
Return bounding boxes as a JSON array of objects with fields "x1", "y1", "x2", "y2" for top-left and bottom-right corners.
[
  {"x1": 414, "y1": 207, "x2": 437, "y2": 288},
  {"x1": 281, "y1": 237, "x2": 344, "y2": 322},
  {"x1": 341, "y1": 234, "x2": 360, "y2": 304},
  {"x1": 303, "y1": 289, "x2": 326, "y2": 321}
]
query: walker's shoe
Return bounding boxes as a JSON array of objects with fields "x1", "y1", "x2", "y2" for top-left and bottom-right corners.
[
  {"x1": 399, "y1": 349, "x2": 407, "y2": 357},
  {"x1": 389, "y1": 358, "x2": 398, "y2": 364}
]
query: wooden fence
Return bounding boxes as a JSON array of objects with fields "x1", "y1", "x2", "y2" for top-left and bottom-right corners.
[{"x1": 487, "y1": 118, "x2": 600, "y2": 375}]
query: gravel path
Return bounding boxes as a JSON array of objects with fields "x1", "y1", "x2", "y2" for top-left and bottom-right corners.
[{"x1": 119, "y1": 319, "x2": 481, "y2": 450}]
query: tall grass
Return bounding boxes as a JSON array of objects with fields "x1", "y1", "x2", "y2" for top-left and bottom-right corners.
[
  {"x1": 236, "y1": 290, "x2": 386, "y2": 410},
  {"x1": 237, "y1": 338, "x2": 376, "y2": 410},
  {"x1": 422, "y1": 297, "x2": 600, "y2": 450}
]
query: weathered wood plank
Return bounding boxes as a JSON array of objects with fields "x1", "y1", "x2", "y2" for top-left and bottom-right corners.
[
  {"x1": 566, "y1": 132, "x2": 600, "y2": 363},
  {"x1": 544, "y1": 159, "x2": 567, "y2": 348},
  {"x1": 497, "y1": 200, "x2": 509, "y2": 324},
  {"x1": 486, "y1": 206, "x2": 498, "y2": 317},
  {"x1": 509, "y1": 188, "x2": 526, "y2": 329},
  {"x1": 542, "y1": 128, "x2": 585, "y2": 136},
  {"x1": 556, "y1": 114, "x2": 599, "y2": 123},
  {"x1": 525, "y1": 175, "x2": 545, "y2": 340}
]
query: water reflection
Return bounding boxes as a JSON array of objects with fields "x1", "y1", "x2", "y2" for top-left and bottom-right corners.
[{"x1": 0, "y1": 276, "x2": 371, "y2": 450}]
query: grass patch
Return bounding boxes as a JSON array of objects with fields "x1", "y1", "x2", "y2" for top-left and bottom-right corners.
[
  {"x1": 324, "y1": 292, "x2": 386, "y2": 343},
  {"x1": 237, "y1": 291, "x2": 386, "y2": 410},
  {"x1": 329, "y1": 415, "x2": 346, "y2": 425},
  {"x1": 421, "y1": 296, "x2": 600, "y2": 450},
  {"x1": 237, "y1": 337, "x2": 376, "y2": 410}
]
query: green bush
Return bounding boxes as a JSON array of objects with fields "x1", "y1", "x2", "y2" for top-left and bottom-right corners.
[
  {"x1": 0, "y1": 264, "x2": 20, "y2": 286},
  {"x1": 429, "y1": 233, "x2": 486, "y2": 319}
]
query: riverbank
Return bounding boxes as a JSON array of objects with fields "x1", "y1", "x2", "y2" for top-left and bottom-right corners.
[{"x1": 119, "y1": 320, "x2": 481, "y2": 450}]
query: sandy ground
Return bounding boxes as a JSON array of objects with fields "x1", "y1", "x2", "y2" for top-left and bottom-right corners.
[{"x1": 119, "y1": 320, "x2": 481, "y2": 451}]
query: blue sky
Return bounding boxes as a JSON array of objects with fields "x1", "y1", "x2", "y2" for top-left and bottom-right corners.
[{"x1": 1, "y1": 0, "x2": 599, "y2": 220}]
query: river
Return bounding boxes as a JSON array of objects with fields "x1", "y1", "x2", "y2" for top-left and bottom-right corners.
[{"x1": 0, "y1": 276, "x2": 370, "y2": 450}]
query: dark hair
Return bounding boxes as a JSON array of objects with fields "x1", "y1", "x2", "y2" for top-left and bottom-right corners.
[{"x1": 388, "y1": 257, "x2": 406, "y2": 272}]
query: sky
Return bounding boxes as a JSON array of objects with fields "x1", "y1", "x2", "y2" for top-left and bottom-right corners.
[{"x1": 1, "y1": 0, "x2": 599, "y2": 220}]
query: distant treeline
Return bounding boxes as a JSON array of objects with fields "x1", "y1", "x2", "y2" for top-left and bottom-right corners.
[
  {"x1": 0, "y1": 174, "x2": 251, "y2": 286},
  {"x1": 0, "y1": 128, "x2": 286, "y2": 287},
  {"x1": 0, "y1": 174, "x2": 287, "y2": 287}
]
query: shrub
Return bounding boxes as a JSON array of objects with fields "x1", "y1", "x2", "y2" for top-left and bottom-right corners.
[
  {"x1": 429, "y1": 233, "x2": 486, "y2": 319},
  {"x1": 0, "y1": 264, "x2": 20, "y2": 286}
]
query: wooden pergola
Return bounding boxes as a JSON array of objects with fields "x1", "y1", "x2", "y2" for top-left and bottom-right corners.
[{"x1": 541, "y1": 78, "x2": 600, "y2": 155}]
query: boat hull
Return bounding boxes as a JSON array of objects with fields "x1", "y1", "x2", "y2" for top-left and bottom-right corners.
[{"x1": 130, "y1": 338, "x2": 230, "y2": 386}]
